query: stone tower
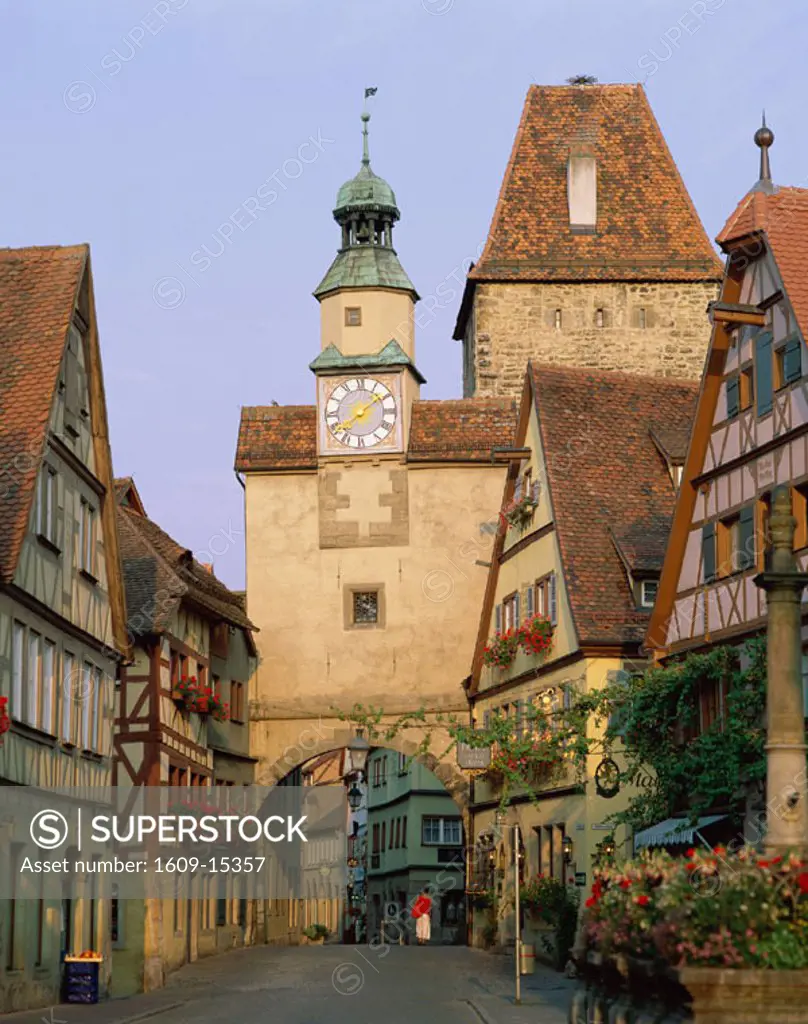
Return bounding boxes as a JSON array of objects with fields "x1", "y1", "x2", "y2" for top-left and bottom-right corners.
[{"x1": 454, "y1": 83, "x2": 724, "y2": 397}]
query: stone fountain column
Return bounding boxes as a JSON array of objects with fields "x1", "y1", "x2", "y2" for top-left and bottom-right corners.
[{"x1": 753, "y1": 484, "x2": 808, "y2": 857}]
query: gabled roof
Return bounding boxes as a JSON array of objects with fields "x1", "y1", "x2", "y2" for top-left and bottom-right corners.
[
  {"x1": 114, "y1": 476, "x2": 148, "y2": 516},
  {"x1": 234, "y1": 399, "x2": 519, "y2": 471},
  {"x1": 117, "y1": 501, "x2": 256, "y2": 636},
  {"x1": 531, "y1": 365, "x2": 697, "y2": 645},
  {"x1": 470, "y1": 365, "x2": 697, "y2": 685},
  {"x1": 0, "y1": 245, "x2": 87, "y2": 582},
  {"x1": 470, "y1": 84, "x2": 721, "y2": 285},
  {"x1": 717, "y1": 186, "x2": 808, "y2": 340},
  {"x1": 650, "y1": 179, "x2": 808, "y2": 654}
]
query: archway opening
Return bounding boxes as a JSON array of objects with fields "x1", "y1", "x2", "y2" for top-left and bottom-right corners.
[{"x1": 274, "y1": 743, "x2": 469, "y2": 948}]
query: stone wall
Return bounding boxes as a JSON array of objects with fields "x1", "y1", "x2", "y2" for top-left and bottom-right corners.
[{"x1": 465, "y1": 280, "x2": 720, "y2": 396}]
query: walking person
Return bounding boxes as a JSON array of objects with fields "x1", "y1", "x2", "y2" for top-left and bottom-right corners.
[{"x1": 412, "y1": 887, "x2": 432, "y2": 945}]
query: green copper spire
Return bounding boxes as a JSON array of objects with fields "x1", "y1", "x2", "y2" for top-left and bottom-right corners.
[{"x1": 314, "y1": 96, "x2": 418, "y2": 301}]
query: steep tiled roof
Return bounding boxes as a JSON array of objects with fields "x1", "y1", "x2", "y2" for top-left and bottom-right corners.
[
  {"x1": 717, "y1": 186, "x2": 808, "y2": 339},
  {"x1": 407, "y1": 399, "x2": 519, "y2": 462},
  {"x1": 0, "y1": 245, "x2": 87, "y2": 582},
  {"x1": 117, "y1": 503, "x2": 255, "y2": 635},
  {"x1": 235, "y1": 399, "x2": 519, "y2": 470},
  {"x1": 471, "y1": 84, "x2": 722, "y2": 284},
  {"x1": 235, "y1": 406, "x2": 318, "y2": 472},
  {"x1": 533, "y1": 364, "x2": 698, "y2": 644}
]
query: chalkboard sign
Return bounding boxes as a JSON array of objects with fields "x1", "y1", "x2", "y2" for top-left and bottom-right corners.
[{"x1": 63, "y1": 958, "x2": 101, "y2": 1003}]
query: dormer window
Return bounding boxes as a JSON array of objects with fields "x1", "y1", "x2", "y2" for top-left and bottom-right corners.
[
  {"x1": 345, "y1": 307, "x2": 362, "y2": 327},
  {"x1": 567, "y1": 154, "x2": 597, "y2": 230},
  {"x1": 639, "y1": 580, "x2": 659, "y2": 609}
]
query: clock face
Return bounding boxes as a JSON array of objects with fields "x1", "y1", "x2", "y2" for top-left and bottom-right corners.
[{"x1": 324, "y1": 377, "x2": 397, "y2": 449}]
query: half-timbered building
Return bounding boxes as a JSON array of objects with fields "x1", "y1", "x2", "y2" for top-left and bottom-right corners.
[
  {"x1": 650, "y1": 127, "x2": 808, "y2": 669},
  {"x1": 112, "y1": 478, "x2": 257, "y2": 994},
  {"x1": 466, "y1": 363, "x2": 697, "y2": 950},
  {"x1": 0, "y1": 244, "x2": 128, "y2": 1010}
]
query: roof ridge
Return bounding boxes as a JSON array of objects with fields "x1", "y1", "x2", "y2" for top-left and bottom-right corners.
[{"x1": 529, "y1": 360, "x2": 700, "y2": 389}]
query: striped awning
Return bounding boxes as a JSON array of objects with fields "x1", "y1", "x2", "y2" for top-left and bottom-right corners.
[{"x1": 633, "y1": 815, "x2": 727, "y2": 851}]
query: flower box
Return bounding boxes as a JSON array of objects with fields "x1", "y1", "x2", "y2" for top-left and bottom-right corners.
[
  {"x1": 502, "y1": 493, "x2": 538, "y2": 530},
  {"x1": 679, "y1": 967, "x2": 808, "y2": 1023}
]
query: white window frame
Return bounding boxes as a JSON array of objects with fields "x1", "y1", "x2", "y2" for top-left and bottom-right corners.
[
  {"x1": 42, "y1": 640, "x2": 56, "y2": 736},
  {"x1": 81, "y1": 662, "x2": 92, "y2": 749},
  {"x1": 640, "y1": 580, "x2": 659, "y2": 609},
  {"x1": 11, "y1": 622, "x2": 25, "y2": 720},
  {"x1": 62, "y1": 652, "x2": 75, "y2": 742},
  {"x1": 92, "y1": 666, "x2": 103, "y2": 753},
  {"x1": 37, "y1": 466, "x2": 58, "y2": 546},
  {"x1": 26, "y1": 631, "x2": 42, "y2": 727},
  {"x1": 422, "y1": 816, "x2": 462, "y2": 846},
  {"x1": 79, "y1": 499, "x2": 97, "y2": 576}
]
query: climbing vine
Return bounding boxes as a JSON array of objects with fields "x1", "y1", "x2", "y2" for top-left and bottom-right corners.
[{"x1": 337, "y1": 638, "x2": 772, "y2": 828}]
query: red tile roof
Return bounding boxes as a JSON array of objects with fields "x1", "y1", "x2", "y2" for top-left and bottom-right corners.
[
  {"x1": 117, "y1": 502, "x2": 255, "y2": 634},
  {"x1": 407, "y1": 399, "x2": 519, "y2": 462},
  {"x1": 471, "y1": 85, "x2": 722, "y2": 284},
  {"x1": 0, "y1": 245, "x2": 87, "y2": 582},
  {"x1": 235, "y1": 399, "x2": 520, "y2": 470},
  {"x1": 532, "y1": 364, "x2": 698, "y2": 644},
  {"x1": 717, "y1": 186, "x2": 808, "y2": 342},
  {"x1": 235, "y1": 406, "x2": 318, "y2": 472}
]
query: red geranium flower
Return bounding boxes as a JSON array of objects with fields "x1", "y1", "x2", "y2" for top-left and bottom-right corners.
[
  {"x1": 798, "y1": 872, "x2": 808, "y2": 894},
  {"x1": 636, "y1": 895, "x2": 650, "y2": 907}
]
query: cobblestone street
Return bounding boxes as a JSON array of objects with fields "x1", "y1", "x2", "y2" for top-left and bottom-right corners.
[{"x1": 7, "y1": 946, "x2": 574, "y2": 1024}]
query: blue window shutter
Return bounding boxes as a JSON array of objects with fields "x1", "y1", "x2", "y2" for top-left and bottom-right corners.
[
  {"x1": 514, "y1": 592, "x2": 521, "y2": 623},
  {"x1": 756, "y1": 331, "x2": 774, "y2": 416},
  {"x1": 702, "y1": 523, "x2": 717, "y2": 582},
  {"x1": 784, "y1": 336, "x2": 802, "y2": 383},
  {"x1": 495, "y1": 604, "x2": 502, "y2": 633},
  {"x1": 549, "y1": 573, "x2": 558, "y2": 626},
  {"x1": 725, "y1": 375, "x2": 740, "y2": 419},
  {"x1": 526, "y1": 586, "x2": 535, "y2": 618},
  {"x1": 738, "y1": 505, "x2": 755, "y2": 570},
  {"x1": 483, "y1": 710, "x2": 491, "y2": 729}
]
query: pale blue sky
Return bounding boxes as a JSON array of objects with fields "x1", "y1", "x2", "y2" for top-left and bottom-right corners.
[{"x1": 2, "y1": 0, "x2": 804, "y2": 587}]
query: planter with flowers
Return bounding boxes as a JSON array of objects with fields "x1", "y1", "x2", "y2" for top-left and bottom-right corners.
[
  {"x1": 502, "y1": 493, "x2": 538, "y2": 530},
  {"x1": 193, "y1": 687, "x2": 229, "y2": 722},
  {"x1": 520, "y1": 874, "x2": 579, "y2": 970},
  {"x1": 482, "y1": 616, "x2": 553, "y2": 671},
  {"x1": 172, "y1": 675, "x2": 199, "y2": 711},
  {"x1": 579, "y1": 846, "x2": 808, "y2": 1022}
]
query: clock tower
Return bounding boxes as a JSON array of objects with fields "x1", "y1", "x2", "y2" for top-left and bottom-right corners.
[{"x1": 312, "y1": 108, "x2": 422, "y2": 457}]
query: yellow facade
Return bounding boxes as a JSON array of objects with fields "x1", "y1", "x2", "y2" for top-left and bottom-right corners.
[{"x1": 468, "y1": 394, "x2": 640, "y2": 950}]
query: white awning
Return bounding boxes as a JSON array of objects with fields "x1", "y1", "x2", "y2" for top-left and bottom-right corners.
[{"x1": 633, "y1": 815, "x2": 727, "y2": 851}]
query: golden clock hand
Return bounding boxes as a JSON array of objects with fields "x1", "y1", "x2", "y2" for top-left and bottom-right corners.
[{"x1": 335, "y1": 392, "x2": 384, "y2": 433}]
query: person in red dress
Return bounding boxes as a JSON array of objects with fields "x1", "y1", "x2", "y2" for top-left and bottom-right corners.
[{"x1": 412, "y1": 888, "x2": 432, "y2": 945}]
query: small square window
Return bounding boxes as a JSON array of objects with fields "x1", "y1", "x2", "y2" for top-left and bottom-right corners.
[
  {"x1": 345, "y1": 307, "x2": 362, "y2": 327},
  {"x1": 638, "y1": 307, "x2": 647, "y2": 329},
  {"x1": 353, "y1": 591, "x2": 378, "y2": 624},
  {"x1": 595, "y1": 308, "x2": 605, "y2": 328},
  {"x1": 640, "y1": 580, "x2": 658, "y2": 608}
]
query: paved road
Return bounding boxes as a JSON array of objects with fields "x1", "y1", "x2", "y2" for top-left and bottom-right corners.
[
  {"x1": 7, "y1": 945, "x2": 574, "y2": 1024},
  {"x1": 160, "y1": 944, "x2": 572, "y2": 1024}
]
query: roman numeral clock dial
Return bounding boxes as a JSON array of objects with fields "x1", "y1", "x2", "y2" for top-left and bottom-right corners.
[{"x1": 324, "y1": 377, "x2": 397, "y2": 450}]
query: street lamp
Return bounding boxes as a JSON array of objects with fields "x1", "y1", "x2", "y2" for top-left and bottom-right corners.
[
  {"x1": 345, "y1": 727, "x2": 370, "y2": 778},
  {"x1": 494, "y1": 808, "x2": 523, "y2": 1006},
  {"x1": 562, "y1": 835, "x2": 574, "y2": 864},
  {"x1": 347, "y1": 781, "x2": 363, "y2": 812}
]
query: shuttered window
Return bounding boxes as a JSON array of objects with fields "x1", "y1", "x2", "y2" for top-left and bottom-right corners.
[
  {"x1": 526, "y1": 586, "x2": 535, "y2": 618},
  {"x1": 495, "y1": 604, "x2": 502, "y2": 633},
  {"x1": 726, "y1": 375, "x2": 740, "y2": 419},
  {"x1": 783, "y1": 335, "x2": 802, "y2": 384},
  {"x1": 738, "y1": 506, "x2": 755, "y2": 571},
  {"x1": 756, "y1": 331, "x2": 774, "y2": 416},
  {"x1": 702, "y1": 523, "x2": 717, "y2": 583}
]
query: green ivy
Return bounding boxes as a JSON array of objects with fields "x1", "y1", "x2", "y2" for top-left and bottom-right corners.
[{"x1": 336, "y1": 638, "x2": 774, "y2": 827}]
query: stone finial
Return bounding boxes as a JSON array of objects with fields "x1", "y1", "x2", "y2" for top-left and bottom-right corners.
[{"x1": 768, "y1": 484, "x2": 797, "y2": 574}]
